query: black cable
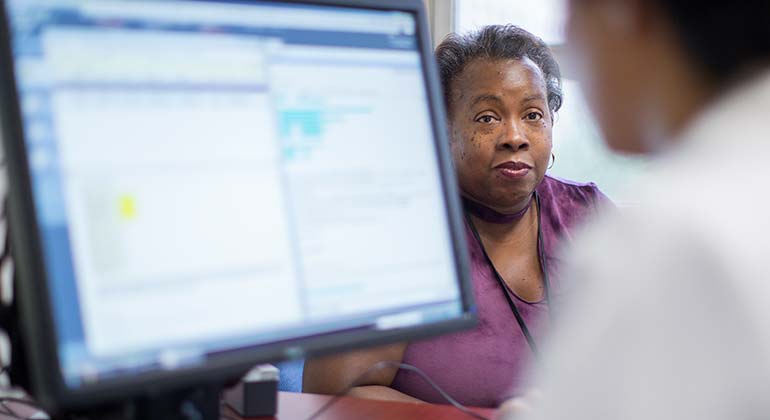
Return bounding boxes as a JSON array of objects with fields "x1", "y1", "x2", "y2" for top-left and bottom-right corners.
[
  {"x1": 0, "y1": 397, "x2": 44, "y2": 420},
  {"x1": 464, "y1": 191, "x2": 550, "y2": 359},
  {"x1": 303, "y1": 361, "x2": 491, "y2": 420},
  {"x1": 466, "y1": 214, "x2": 540, "y2": 357},
  {"x1": 0, "y1": 400, "x2": 19, "y2": 418},
  {"x1": 218, "y1": 399, "x2": 244, "y2": 420},
  {"x1": 534, "y1": 192, "x2": 552, "y2": 311},
  {"x1": 0, "y1": 397, "x2": 79, "y2": 420}
]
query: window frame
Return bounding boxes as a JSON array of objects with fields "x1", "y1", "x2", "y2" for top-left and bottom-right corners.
[{"x1": 424, "y1": 0, "x2": 455, "y2": 47}]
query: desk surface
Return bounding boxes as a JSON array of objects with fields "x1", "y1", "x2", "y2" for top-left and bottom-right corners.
[
  {"x1": 226, "y1": 391, "x2": 496, "y2": 420},
  {"x1": 1, "y1": 391, "x2": 496, "y2": 420}
]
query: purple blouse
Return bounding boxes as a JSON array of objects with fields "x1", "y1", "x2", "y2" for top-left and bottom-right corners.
[{"x1": 390, "y1": 175, "x2": 609, "y2": 407}]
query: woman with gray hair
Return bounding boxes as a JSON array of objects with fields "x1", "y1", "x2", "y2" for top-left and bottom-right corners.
[{"x1": 303, "y1": 25, "x2": 609, "y2": 407}]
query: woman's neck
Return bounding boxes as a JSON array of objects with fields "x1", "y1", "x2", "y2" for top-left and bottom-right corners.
[
  {"x1": 462, "y1": 194, "x2": 532, "y2": 225},
  {"x1": 466, "y1": 196, "x2": 538, "y2": 248}
]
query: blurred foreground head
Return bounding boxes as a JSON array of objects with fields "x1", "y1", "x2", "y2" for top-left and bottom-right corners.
[{"x1": 566, "y1": 0, "x2": 770, "y2": 153}]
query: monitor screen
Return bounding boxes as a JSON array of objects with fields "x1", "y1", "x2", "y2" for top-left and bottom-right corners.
[{"x1": 2, "y1": 0, "x2": 471, "y2": 393}]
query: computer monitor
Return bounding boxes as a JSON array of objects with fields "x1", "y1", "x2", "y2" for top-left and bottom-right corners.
[{"x1": 0, "y1": 0, "x2": 474, "y2": 416}]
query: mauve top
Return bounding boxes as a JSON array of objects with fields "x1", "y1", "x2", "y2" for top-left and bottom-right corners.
[{"x1": 390, "y1": 175, "x2": 609, "y2": 408}]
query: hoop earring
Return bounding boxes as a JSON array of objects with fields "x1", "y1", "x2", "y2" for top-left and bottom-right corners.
[{"x1": 548, "y1": 153, "x2": 556, "y2": 170}]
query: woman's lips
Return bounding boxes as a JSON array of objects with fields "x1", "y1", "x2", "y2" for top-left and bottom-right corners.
[{"x1": 495, "y1": 161, "x2": 532, "y2": 179}]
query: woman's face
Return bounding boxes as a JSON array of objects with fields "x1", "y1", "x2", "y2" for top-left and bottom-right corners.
[{"x1": 449, "y1": 57, "x2": 553, "y2": 212}]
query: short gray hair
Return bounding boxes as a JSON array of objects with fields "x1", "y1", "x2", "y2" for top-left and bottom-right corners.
[{"x1": 435, "y1": 25, "x2": 563, "y2": 115}]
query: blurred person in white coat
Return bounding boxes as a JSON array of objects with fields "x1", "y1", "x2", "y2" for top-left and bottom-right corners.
[{"x1": 499, "y1": 0, "x2": 770, "y2": 419}]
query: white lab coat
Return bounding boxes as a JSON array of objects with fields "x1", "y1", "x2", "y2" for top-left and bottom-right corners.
[{"x1": 517, "y1": 70, "x2": 770, "y2": 420}]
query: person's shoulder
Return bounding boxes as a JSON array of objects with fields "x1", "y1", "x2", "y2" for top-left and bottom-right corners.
[{"x1": 538, "y1": 175, "x2": 612, "y2": 212}]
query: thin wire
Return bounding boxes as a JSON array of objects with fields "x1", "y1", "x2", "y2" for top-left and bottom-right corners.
[
  {"x1": 218, "y1": 399, "x2": 245, "y2": 420},
  {"x1": 464, "y1": 191, "x2": 551, "y2": 360},
  {"x1": 0, "y1": 397, "x2": 76, "y2": 420},
  {"x1": 0, "y1": 400, "x2": 19, "y2": 418},
  {"x1": 304, "y1": 361, "x2": 490, "y2": 420},
  {"x1": 0, "y1": 397, "x2": 41, "y2": 420},
  {"x1": 0, "y1": 365, "x2": 490, "y2": 420},
  {"x1": 466, "y1": 213, "x2": 541, "y2": 357}
]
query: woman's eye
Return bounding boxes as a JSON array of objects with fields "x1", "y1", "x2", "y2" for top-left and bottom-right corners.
[
  {"x1": 525, "y1": 112, "x2": 543, "y2": 121},
  {"x1": 476, "y1": 115, "x2": 497, "y2": 124}
]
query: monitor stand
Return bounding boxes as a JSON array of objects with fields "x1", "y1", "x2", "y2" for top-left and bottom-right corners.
[
  {"x1": 65, "y1": 383, "x2": 224, "y2": 420},
  {"x1": 133, "y1": 384, "x2": 223, "y2": 420}
]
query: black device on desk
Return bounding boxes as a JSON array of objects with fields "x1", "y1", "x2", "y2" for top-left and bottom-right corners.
[{"x1": 0, "y1": 0, "x2": 475, "y2": 418}]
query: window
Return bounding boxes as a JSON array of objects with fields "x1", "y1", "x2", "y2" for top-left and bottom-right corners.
[{"x1": 443, "y1": 0, "x2": 651, "y2": 205}]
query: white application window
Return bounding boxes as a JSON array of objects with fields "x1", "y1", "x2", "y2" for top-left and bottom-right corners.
[
  {"x1": 45, "y1": 28, "x2": 303, "y2": 356},
  {"x1": 268, "y1": 46, "x2": 459, "y2": 320}
]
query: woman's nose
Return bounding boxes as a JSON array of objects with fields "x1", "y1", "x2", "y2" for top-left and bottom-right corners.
[{"x1": 497, "y1": 121, "x2": 529, "y2": 151}]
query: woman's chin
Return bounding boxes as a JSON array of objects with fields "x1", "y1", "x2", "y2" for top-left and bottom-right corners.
[
  {"x1": 489, "y1": 180, "x2": 538, "y2": 202},
  {"x1": 486, "y1": 191, "x2": 534, "y2": 211}
]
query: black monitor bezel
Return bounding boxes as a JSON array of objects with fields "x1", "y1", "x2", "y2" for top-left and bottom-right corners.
[{"x1": 0, "y1": 0, "x2": 475, "y2": 412}]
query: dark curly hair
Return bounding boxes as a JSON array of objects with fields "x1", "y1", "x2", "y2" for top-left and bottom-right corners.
[{"x1": 435, "y1": 25, "x2": 563, "y2": 116}]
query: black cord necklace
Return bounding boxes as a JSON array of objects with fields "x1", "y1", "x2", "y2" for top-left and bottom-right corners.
[{"x1": 465, "y1": 192, "x2": 550, "y2": 359}]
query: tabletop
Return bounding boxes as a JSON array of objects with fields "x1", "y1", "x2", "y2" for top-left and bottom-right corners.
[
  {"x1": 0, "y1": 391, "x2": 496, "y2": 420},
  {"x1": 223, "y1": 391, "x2": 496, "y2": 420}
]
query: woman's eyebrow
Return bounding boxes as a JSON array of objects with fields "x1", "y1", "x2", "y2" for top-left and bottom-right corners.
[
  {"x1": 521, "y1": 93, "x2": 546, "y2": 104},
  {"x1": 470, "y1": 94, "x2": 504, "y2": 107}
]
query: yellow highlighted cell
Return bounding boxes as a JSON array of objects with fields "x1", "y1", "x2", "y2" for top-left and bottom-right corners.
[{"x1": 118, "y1": 195, "x2": 138, "y2": 220}]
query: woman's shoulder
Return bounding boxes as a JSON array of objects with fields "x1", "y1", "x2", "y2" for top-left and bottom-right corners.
[
  {"x1": 537, "y1": 175, "x2": 611, "y2": 211},
  {"x1": 535, "y1": 175, "x2": 613, "y2": 255}
]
